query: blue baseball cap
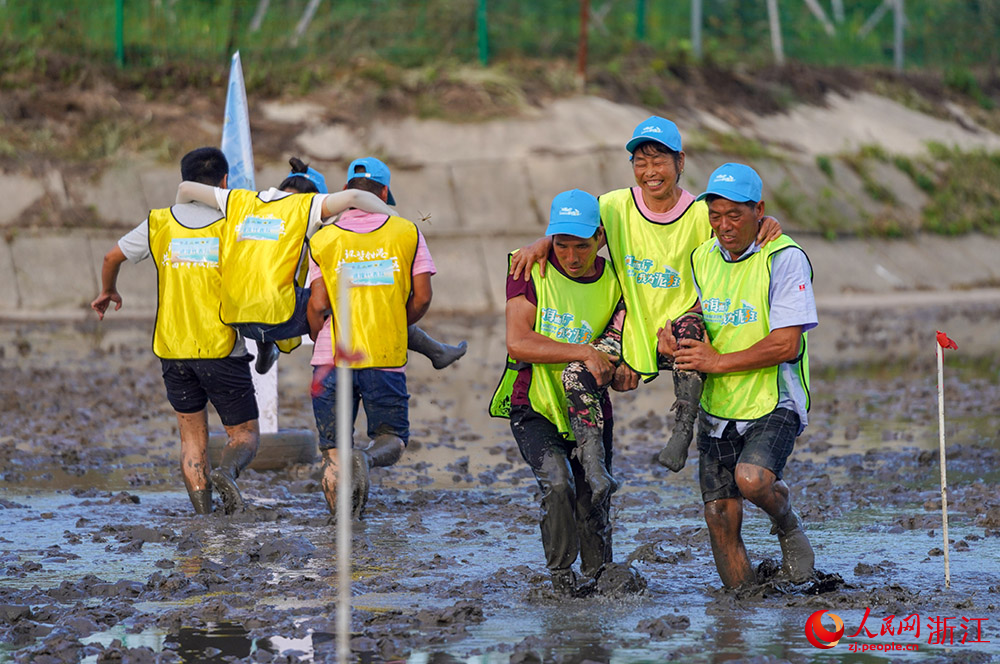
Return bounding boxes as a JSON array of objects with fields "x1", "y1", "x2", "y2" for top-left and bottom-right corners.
[
  {"x1": 696, "y1": 163, "x2": 763, "y2": 203},
  {"x1": 286, "y1": 166, "x2": 328, "y2": 193},
  {"x1": 545, "y1": 189, "x2": 601, "y2": 238},
  {"x1": 625, "y1": 115, "x2": 683, "y2": 154},
  {"x1": 346, "y1": 157, "x2": 396, "y2": 205}
]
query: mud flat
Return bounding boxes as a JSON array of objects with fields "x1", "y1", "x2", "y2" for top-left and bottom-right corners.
[{"x1": 1, "y1": 317, "x2": 999, "y2": 663}]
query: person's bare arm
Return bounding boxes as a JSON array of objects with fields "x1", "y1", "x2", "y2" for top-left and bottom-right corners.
[
  {"x1": 320, "y1": 190, "x2": 394, "y2": 219},
  {"x1": 91, "y1": 245, "x2": 128, "y2": 319},
  {"x1": 406, "y1": 273, "x2": 432, "y2": 325},
  {"x1": 674, "y1": 325, "x2": 802, "y2": 374},
  {"x1": 176, "y1": 182, "x2": 222, "y2": 209},
  {"x1": 756, "y1": 215, "x2": 782, "y2": 246},
  {"x1": 306, "y1": 278, "x2": 330, "y2": 341},
  {"x1": 506, "y1": 296, "x2": 616, "y2": 384},
  {"x1": 508, "y1": 237, "x2": 552, "y2": 281}
]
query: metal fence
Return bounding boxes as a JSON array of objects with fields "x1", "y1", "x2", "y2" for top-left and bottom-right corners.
[{"x1": 1, "y1": 0, "x2": 996, "y2": 72}]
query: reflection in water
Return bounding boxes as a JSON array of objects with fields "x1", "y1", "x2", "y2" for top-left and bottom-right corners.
[{"x1": 167, "y1": 623, "x2": 252, "y2": 662}]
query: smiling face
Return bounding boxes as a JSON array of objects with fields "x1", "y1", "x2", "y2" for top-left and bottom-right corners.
[
  {"x1": 551, "y1": 230, "x2": 602, "y2": 278},
  {"x1": 707, "y1": 197, "x2": 765, "y2": 256},
  {"x1": 631, "y1": 142, "x2": 685, "y2": 209}
]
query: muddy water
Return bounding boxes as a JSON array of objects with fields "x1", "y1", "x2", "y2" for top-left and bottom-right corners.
[{"x1": 1, "y1": 318, "x2": 999, "y2": 663}]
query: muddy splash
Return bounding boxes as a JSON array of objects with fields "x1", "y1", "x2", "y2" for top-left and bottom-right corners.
[{"x1": 1, "y1": 318, "x2": 998, "y2": 663}]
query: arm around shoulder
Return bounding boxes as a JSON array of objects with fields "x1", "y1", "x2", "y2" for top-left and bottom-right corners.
[
  {"x1": 321, "y1": 190, "x2": 394, "y2": 219},
  {"x1": 176, "y1": 181, "x2": 223, "y2": 210}
]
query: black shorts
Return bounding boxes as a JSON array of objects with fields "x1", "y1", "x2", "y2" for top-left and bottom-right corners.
[
  {"x1": 510, "y1": 404, "x2": 613, "y2": 472},
  {"x1": 697, "y1": 408, "x2": 800, "y2": 503},
  {"x1": 160, "y1": 355, "x2": 258, "y2": 426}
]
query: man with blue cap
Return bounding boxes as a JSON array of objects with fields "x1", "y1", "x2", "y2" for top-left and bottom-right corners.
[
  {"x1": 306, "y1": 157, "x2": 439, "y2": 519},
  {"x1": 511, "y1": 116, "x2": 783, "y2": 476},
  {"x1": 667, "y1": 162, "x2": 816, "y2": 588},
  {"x1": 491, "y1": 189, "x2": 636, "y2": 597}
]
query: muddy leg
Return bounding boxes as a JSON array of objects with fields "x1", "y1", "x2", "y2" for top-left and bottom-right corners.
[
  {"x1": 407, "y1": 324, "x2": 467, "y2": 370},
  {"x1": 704, "y1": 497, "x2": 755, "y2": 588},
  {"x1": 563, "y1": 342, "x2": 617, "y2": 504},
  {"x1": 572, "y1": 457, "x2": 612, "y2": 580},
  {"x1": 736, "y1": 463, "x2": 814, "y2": 582},
  {"x1": 657, "y1": 370, "x2": 703, "y2": 471},
  {"x1": 210, "y1": 419, "x2": 260, "y2": 515},
  {"x1": 177, "y1": 410, "x2": 212, "y2": 514}
]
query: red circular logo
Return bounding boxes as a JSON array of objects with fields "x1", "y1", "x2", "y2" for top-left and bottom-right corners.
[{"x1": 805, "y1": 610, "x2": 845, "y2": 649}]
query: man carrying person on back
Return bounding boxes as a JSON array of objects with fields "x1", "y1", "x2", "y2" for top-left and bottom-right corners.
[
  {"x1": 91, "y1": 147, "x2": 258, "y2": 515},
  {"x1": 307, "y1": 157, "x2": 435, "y2": 518}
]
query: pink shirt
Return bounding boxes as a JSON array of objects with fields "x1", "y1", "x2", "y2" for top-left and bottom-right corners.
[
  {"x1": 309, "y1": 210, "x2": 435, "y2": 369},
  {"x1": 631, "y1": 186, "x2": 697, "y2": 223}
]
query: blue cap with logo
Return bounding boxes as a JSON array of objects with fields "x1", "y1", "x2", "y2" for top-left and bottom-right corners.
[
  {"x1": 625, "y1": 115, "x2": 683, "y2": 154},
  {"x1": 346, "y1": 157, "x2": 396, "y2": 205},
  {"x1": 286, "y1": 166, "x2": 328, "y2": 194},
  {"x1": 696, "y1": 163, "x2": 763, "y2": 203},
  {"x1": 545, "y1": 189, "x2": 601, "y2": 238}
]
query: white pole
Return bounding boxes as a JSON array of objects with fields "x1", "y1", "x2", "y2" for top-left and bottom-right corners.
[
  {"x1": 766, "y1": 0, "x2": 785, "y2": 66},
  {"x1": 804, "y1": 0, "x2": 836, "y2": 36},
  {"x1": 831, "y1": 0, "x2": 845, "y2": 23},
  {"x1": 252, "y1": 348, "x2": 278, "y2": 434},
  {"x1": 336, "y1": 264, "x2": 354, "y2": 663},
  {"x1": 936, "y1": 341, "x2": 951, "y2": 589}
]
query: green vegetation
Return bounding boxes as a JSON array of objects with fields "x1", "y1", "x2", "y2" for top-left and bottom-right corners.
[
  {"x1": 815, "y1": 155, "x2": 834, "y2": 179},
  {"x1": 2, "y1": 0, "x2": 998, "y2": 73},
  {"x1": 921, "y1": 143, "x2": 1000, "y2": 235}
]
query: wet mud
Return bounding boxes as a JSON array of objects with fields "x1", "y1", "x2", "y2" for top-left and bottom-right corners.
[{"x1": 1, "y1": 318, "x2": 999, "y2": 663}]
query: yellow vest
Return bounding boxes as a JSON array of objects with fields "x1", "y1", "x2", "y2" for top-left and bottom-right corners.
[
  {"x1": 692, "y1": 235, "x2": 810, "y2": 420},
  {"x1": 490, "y1": 254, "x2": 621, "y2": 437},
  {"x1": 309, "y1": 216, "x2": 418, "y2": 369},
  {"x1": 220, "y1": 189, "x2": 316, "y2": 326},
  {"x1": 148, "y1": 207, "x2": 236, "y2": 359},
  {"x1": 600, "y1": 188, "x2": 712, "y2": 375}
]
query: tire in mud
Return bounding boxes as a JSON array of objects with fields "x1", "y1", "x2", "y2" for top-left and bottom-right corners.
[{"x1": 208, "y1": 429, "x2": 318, "y2": 470}]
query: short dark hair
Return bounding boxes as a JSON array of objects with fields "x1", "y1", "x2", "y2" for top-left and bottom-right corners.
[
  {"x1": 703, "y1": 193, "x2": 759, "y2": 210},
  {"x1": 346, "y1": 167, "x2": 386, "y2": 198},
  {"x1": 180, "y1": 147, "x2": 228, "y2": 186},
  {"x1": 630, "y1": 141, "x2": 683, "y2": 171},
  {"x1": 278, "y1": 156, "x2": 319, "y2": 194}
]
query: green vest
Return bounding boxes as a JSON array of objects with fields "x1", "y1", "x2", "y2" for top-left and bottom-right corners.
[
  {"x1": 490, "y1": 255, "x2": 621, "y2": 437},
  {"x1": 600, "y1": 188, "x2": 712, "y2": 375},
  {"x1": 691, "y1": 235, "x2": 810, "y2": 421}
]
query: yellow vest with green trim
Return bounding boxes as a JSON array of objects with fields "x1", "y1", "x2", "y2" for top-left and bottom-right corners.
[
  {"x1": 692, "y1": 235, "x2": 810, "y2": 421},
  {"x1": 489, "y1": 255, "x2": 621, "y2": 438},
  {"x1": 600, "y1": 188, "x2": 712, "y2": 375},
  {"x1": 220, "y1": 189, "x2": 316, "y2": 327},
  {"x1": 148, "y1": 207, "x2": 236, "y2": 360},
  {"x1": 309, "y1": 216, "x2": 418, "y2": 369}
]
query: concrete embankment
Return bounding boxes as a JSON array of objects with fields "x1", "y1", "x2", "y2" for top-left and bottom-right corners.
[{"x1": 3, "y1": 94, "x2": 1000, "y2": 360}]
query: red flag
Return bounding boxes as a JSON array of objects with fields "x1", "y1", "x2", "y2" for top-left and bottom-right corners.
[{"x1": 936, "y1": 331, "x2": 958, "y2": 350}]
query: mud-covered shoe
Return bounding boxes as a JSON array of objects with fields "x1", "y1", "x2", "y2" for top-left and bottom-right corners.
[
  {"x1": 351, "y1": 449, "x2": 370, "y2": 519},
  {"x1": 551, "y1": 569, "x2": 578, "y2": 597},
  {"x1": 770, "y1": 510, "x2": 815, "y2": 582},
  {"x1": 209, "y1": 468, "x2": 244, "y2": 515}
]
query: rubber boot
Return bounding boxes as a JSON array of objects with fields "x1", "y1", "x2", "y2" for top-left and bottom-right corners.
[
  {"x1": 572, "y1": 424, "x2": 617, "y2": 506},
  {"x1": 656, "y1": 370, "x2": 703, "y2": 471},
  {"x1": 407, "y1": 324, "x2": 468, "y2": 370},
  {"x1": 254, "y1": 341, "x2": 280, "y2": 375},
  {"x1": 209, "y1": 443, "x2": 254, "y2": 515},
  {"x1": 550, "y1": 568, "x2": 577, "y2": 597},
  {"x1": 770, "y1": 509, "x2": 815, "y2": 583},
  {"x1": 350, "y1": 434, "x2": 404, "y2": 519},
  {"x1": 189, "y1": 488, "x2": 213, "y2": 515}
]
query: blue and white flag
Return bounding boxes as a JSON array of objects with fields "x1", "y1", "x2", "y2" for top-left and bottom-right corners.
[{"x1": 221, "y1": 51, "x2": 256, "y2": 191}]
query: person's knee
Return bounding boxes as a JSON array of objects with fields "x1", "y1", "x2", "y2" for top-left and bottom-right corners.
[
  {"x1": 734, "y1": 463, "x2": 774, "y2": 501},
  {"x1": 537, "y1": 455, "x2": 574, "y2": 503},
  {"x1": 704, "y1": 499, "x2": 740, "y2": 531}
]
